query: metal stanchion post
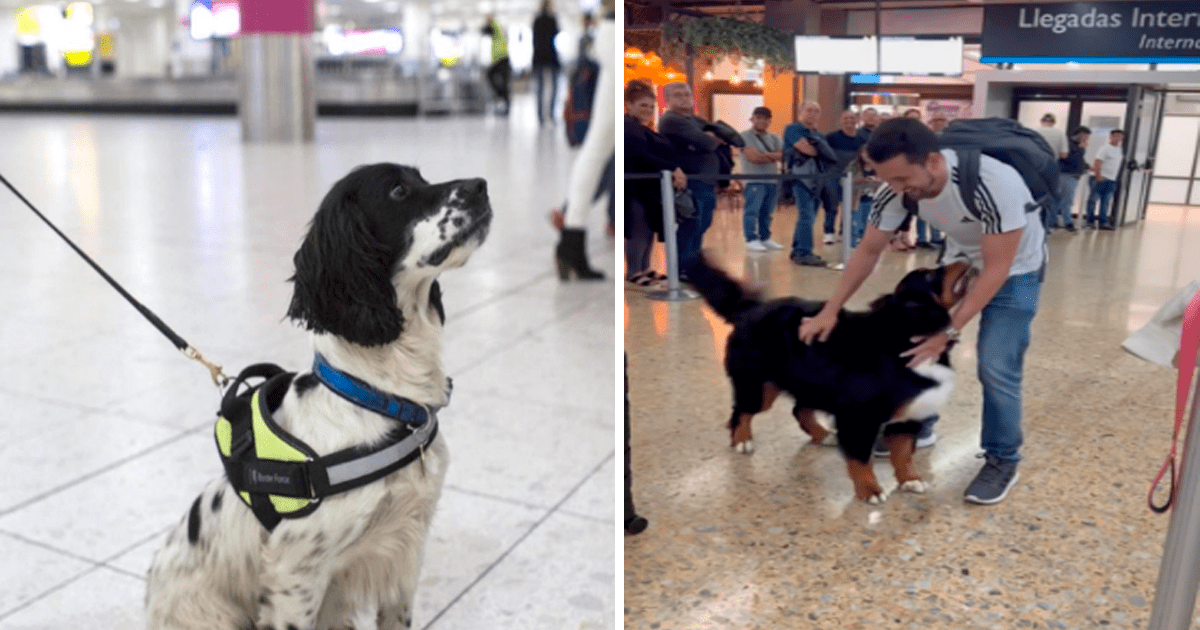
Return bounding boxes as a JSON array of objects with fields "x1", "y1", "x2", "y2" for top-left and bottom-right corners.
[
  {"x1": 835, "y1": 172, "x2": 854, "y2": 270},
  {"x1": 1148, "y1": 369, "x2": 1200, "y2": 630},
  {"x1": 648, "y1": 170, "x2": 698, "y2": 301}
]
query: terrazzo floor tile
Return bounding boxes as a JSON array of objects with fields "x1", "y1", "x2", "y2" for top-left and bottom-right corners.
[
  {"x1": 624, "y1": 202, "x2": 1200, "y2": 629},
  {"x1": 427, "y1": 511, "x2": 615, "y2": 630}
]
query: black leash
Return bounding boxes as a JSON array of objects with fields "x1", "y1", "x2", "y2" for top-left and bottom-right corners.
[{"x1": 0, "y1": 171, "x2": 230, "y2": 389}]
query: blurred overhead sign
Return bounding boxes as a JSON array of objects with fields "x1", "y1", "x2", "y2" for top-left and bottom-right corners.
[
  {"x1": 982, "y1": 1, "x2": 1200, "y2": 63},
  {"x1": 794, "y1": 36, "x2": 963, "y2": 75}
]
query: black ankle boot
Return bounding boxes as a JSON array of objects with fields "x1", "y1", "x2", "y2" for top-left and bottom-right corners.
[{"x1": 555, "y1": 227, "x2": 604, "y2": 281}]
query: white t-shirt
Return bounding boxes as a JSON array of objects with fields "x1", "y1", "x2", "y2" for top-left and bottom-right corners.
[
  {"x1": 869, "y1": 149, "x2": 1047, "y2": 276},
  {"x1": 1034, "y1": 125, "x2": 1068, "y2": 158},
  {"x1": 1095, "y1": 143, "x2": 1124, "y2": 180}
]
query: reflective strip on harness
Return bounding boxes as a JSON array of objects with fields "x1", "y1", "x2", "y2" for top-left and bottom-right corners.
[{"x1": 326, "y1": 414, "x2": 437, "y2": 487}]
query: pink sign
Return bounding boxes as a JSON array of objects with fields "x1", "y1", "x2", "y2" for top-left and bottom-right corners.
[{"x1": 240, "y1": 0, "x2": 313, "y2": 35}]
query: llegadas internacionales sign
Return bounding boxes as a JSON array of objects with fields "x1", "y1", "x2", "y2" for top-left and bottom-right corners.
[{"x1": 982, "y1": 2, "x2": 1200, "y2": 63}]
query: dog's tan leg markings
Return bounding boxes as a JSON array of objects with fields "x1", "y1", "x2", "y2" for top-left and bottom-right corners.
[
  {"x1": 760, "y1": 383, "x2": 781, "y2": 411},
  {"x1": 885, "y1": 433, "x2": 928, "y2": 494},
  {"x1": 847, "y1": 458, "x2": 887, "y2": 503},
  {"x1": 731, "y1": 412, "x2": 755, "y2": 454},
  {"x1": 795, "y1": 408, "x2": 835, "y2": 445}
]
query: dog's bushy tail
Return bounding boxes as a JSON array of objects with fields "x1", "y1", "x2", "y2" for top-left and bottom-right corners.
[{"x1": 680, "y1": 253, "x2": 762, "y2": 323}]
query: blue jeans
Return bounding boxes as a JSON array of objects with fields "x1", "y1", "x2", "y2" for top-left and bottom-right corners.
[
  {"x1": 1055, "y1": 174, "x2": 1080, "y2": 228},
  {"x1": 790, "y1": 183, "x2": 818, "y2": 258},
  {"x1": 850, "y1": 197, "x2": 871, "y2": 248},
  {"x1": 915, "y1": 218, "x2": 942, "y2": 245},
  {"x1": 534, "y1": 65, "x2": 560, "y2": 123},
  {"x1": 977, "y1": 269, "x2": 1042, "y2": 462},
  {"x1": 821, "y1": 180, "x2": 840, "y2": 235},
  {"x1": 1086, "y1": 179, "x2": 1116, "y2": 226},
  {"x1": 678, "y1": 180, "x2": 716, "y2": 261},
  {"x1": 742, "y1": 182, "x2": 778, "y2": 242}
]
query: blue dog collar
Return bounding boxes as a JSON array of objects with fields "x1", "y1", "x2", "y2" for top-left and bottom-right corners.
[{"x1": 313, "y1": 353, "x2": 444, "y2": 424}]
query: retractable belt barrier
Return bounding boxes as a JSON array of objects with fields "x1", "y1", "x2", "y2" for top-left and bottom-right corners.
[{"x1": 624, "y1": 170, "x2": 875, "y2": 299}]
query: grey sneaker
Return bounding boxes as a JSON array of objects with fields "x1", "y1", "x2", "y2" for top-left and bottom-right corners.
[
  {"x1": 964, "y1": 455, "x2": 1020, "y2": 505},
  {"x1": 790, "y1": 253, "x2": 827, "y2": 267}
]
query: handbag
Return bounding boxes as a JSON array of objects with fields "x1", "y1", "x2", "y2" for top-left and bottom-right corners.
[{"x1": 673, "y1": 187, "x2": 697, "y2": 220}]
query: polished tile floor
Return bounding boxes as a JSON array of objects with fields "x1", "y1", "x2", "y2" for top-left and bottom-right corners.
[
  {"x1": 625, "y1": 200, "x2": 1200, "y2": 629},
  {"x1": 0, "y1": 99, "x2": 614, "y2": 628}
]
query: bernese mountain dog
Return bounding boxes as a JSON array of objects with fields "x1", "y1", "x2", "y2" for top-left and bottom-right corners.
[{"x1": 682, "y1": 254, "x2": 975, "y2": 503}]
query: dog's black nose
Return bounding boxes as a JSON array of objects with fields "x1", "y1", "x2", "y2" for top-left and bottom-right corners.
[{"x1": 460, "y1": 178, "x2": 487, "y2": 197}]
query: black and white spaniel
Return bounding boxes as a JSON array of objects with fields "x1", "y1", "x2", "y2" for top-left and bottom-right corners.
[{"x1": 145, "y1": 164, "x2": 491, "y2": 630}]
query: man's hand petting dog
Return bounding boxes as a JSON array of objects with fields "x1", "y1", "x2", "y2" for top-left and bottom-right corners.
[
  {"x1": 901, "y1": 330, "x2": 953, "y2": 368},
  {"x1": 798, "y1": 310, "x2": 837, "y2": 345}
]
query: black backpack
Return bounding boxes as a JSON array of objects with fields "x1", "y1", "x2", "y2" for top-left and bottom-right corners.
[
  {"x1": 906, "y1": 118, "x2": 1061, "y2": 217},
  {"x1": 564, "y1": 57, "x2": 599, "y2": 147}
]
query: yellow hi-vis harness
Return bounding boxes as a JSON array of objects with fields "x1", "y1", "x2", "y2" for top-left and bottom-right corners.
[{"x1": 214, "y1": 359, "x2": 442, "y2": 531}]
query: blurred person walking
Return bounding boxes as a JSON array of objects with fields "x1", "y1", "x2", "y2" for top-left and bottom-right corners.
[
  {"x1": 482, "y1": 15, "x2": 511, "y2": 115},
  {"x1": 555, "y1": 3, "x2": 614, "y2": 280},
  {"x1": 532, "y1": 1, "x2": 561, "y2": 126}
]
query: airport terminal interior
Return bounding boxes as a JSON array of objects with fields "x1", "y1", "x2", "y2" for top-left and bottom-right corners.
[
  {"x1": 0, "y1": 0, "x2": 617, "y2": 621},
  {"x1": 625, "y1": 200, "x2": 1200, "y2": 629}
]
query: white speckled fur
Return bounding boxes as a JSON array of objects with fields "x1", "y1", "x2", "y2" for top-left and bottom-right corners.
[{"x1": 145, "y1": 175, "x2": 487, "y2": 630}]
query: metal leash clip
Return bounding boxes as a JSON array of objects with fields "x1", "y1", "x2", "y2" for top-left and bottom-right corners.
[{"x1": 183, "y1": 346, "x2": 231, "y2": 390}]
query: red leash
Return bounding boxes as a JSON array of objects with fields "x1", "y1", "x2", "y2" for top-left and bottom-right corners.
[{"x1": 1149, "y1": 287, "x2": 1200, "y2": 513}]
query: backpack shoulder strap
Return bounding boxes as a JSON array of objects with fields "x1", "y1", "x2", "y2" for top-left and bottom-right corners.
[{"x1": 955, "y1": 148, "x2": 984, "y2": 220}]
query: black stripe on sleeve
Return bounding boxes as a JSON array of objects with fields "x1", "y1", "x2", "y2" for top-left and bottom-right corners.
[
  {"x1": 974, "y1": 180, "x2": 1003, "y2": 233},
  {"x1": 869, "y1": 187, "x2": 897, "y2": 229}
]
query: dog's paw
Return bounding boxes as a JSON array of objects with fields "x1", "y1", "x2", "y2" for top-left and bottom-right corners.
[
  {"x1": 816, "y1": 432, "x2": 839, "y2": 447},
  {"x1": 735, "y1": 439, "x2": 755, "y2": 454},
  {"x1": 898, "y1": 479, "x2": 928, "y2": 494},
  {"x1": 866, "y1": 488, "x2": 890, "y2": 504}
]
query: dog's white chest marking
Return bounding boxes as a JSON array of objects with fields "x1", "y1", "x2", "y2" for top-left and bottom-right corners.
[{"x1": 894, "y1": 362, "x2": 955, "y2": 421}]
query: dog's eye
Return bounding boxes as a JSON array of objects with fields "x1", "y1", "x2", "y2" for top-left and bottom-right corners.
[{"x1": 390, "y1": 185, "x2": 406, "y2": 200}]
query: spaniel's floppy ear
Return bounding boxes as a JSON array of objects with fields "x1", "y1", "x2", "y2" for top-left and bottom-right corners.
[{"x1": 287, "y1": 193, "x2": 405, "y2": 346}]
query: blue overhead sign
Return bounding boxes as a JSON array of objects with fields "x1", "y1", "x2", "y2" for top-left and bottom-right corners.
[{"x1": 982, "y1": 2, "x2": 1200, "y2": 63}]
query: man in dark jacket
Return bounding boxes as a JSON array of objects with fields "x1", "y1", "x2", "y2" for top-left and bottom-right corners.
[
  {"x1": 1054, "y1": 126, "x2": 1090, "y2": 232},
  {"x1": 659, "y1": 81, "x2": 723, "y2": 265},
  {"x1": 532, "y1": 2, "x2": 560, "y2": 126},
  {"x1": 782, "y1": 101, "x2": 838, "y2": 266}
]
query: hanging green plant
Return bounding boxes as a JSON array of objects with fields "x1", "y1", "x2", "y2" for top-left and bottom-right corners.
[{"x1": 662, "y1": 17, "x2": 794, "y2": 71}]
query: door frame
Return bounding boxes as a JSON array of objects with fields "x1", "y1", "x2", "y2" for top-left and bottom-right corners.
[{"x1": 1117, "y1": 86, "x2": 1166, "y2": 224}]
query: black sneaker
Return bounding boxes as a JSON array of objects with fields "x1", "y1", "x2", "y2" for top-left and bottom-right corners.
[
  {"x1": 790, "y1": 253, "x2": 827, "y2": 267},
  {"x1": 964, "y1": 455, "x2": 1020, "y2": 505}
]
